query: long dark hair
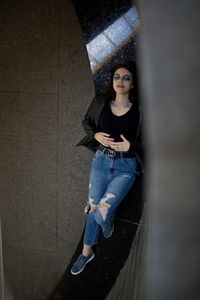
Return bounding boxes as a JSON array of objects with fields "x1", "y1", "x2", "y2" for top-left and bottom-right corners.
[{"x1": 106, "y1": 61, "x2": 139, "y2": 104}]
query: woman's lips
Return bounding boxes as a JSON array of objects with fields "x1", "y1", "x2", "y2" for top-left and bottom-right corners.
[{"x1": 116, "y1": 84, "x2": 124, "y2": 88}]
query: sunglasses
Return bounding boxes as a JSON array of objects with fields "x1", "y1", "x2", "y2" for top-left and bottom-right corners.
[{"x1": 113, "y1": 74, "x2": 131, "y2": 81}]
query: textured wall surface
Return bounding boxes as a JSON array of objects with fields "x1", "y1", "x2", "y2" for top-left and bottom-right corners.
[
  {"x1": 0, "y1": 221, "x2": 4, "y2": 300},
  {"x1": 138, "y1": 1, "x2": 200, "y2": 299},
  {"x1": 0, "y1": 0, "x2": 94, "y2": 299}
]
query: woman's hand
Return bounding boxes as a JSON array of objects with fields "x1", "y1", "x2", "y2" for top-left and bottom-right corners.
[
  {"x1": 110, "y1": 134, "x2": 130, "y2": 152},
  {"x1": 94, "y1": 132, "x2": 114, "y2": 147}
]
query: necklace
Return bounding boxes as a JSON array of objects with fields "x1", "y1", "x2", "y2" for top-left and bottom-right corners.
[{"x1": 111, "y1": 100, "x2": 131, "y2": 109}]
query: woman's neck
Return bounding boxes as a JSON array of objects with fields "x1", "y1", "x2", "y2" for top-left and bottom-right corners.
[{"x1": 114, "y1": 94, "x2": 130, "y2": 105}]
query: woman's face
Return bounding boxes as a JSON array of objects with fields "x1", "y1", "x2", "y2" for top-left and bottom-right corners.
[{"x1": 113, "y1": 67, "x2": 133, "y2": 95}]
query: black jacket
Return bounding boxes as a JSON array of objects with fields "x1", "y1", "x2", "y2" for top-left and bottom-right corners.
[{"x1": 77, "y1": 94, "x2": 144, "y2": 173}]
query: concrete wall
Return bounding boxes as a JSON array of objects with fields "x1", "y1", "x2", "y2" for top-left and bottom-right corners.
[
  {"x1": 0, "y1": 0, "x2": 94, "y2": 299},
  {"x1": 0, "y1": 220, "x2": 4, "y2": 300},
  {"x1": 138, "y1": 1, "x2": 200, "y2": 299}
]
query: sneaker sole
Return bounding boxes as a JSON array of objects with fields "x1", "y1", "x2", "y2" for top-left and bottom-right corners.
[{"x1": 71, "y1": 253, "x2": 95, "y2": 275}]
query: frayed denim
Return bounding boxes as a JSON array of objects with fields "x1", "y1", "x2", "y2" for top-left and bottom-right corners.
[{"x1": 83, "y1": 150, "x2": 137, "y2": 245}]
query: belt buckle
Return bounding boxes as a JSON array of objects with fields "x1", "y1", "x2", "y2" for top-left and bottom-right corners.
[{"x1": 107, "y1": 149, "x2": 116, "y2": 157}]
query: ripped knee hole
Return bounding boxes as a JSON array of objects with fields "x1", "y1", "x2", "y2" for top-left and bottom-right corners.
[{"x1": 99, "y1": 203, "x2": 109, "y2": 209}]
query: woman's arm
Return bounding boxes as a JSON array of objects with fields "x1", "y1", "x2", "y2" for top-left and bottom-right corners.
[
  {"x1": 129, "y1": 119, "x2": 143, "y2": 153},
  {"x1": 81, "y1": 97, "x2": 97, "y2": 139},
  {"x1": 81, "y1": 95, "x2": 113, "y2": 147}
]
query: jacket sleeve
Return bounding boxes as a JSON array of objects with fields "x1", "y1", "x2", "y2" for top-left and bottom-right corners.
[
  {"x1": 129, "y1": 123, "x2": 143, "y2": 153},
  {"x1": 81, "y1": 96, "x2": 99, "y2": 139},
  {"x1": 129, "y1": 109, "x2": 144, "y2": 154}
]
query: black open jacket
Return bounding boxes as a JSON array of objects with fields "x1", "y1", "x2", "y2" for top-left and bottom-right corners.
[{"x1": 77, "y1": 94, "x2": 144, "y2": 173}]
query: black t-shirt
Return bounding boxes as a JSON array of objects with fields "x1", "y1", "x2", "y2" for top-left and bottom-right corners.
[{"x1": 98, "y1": 102, "x2": 139, "y2": 152}]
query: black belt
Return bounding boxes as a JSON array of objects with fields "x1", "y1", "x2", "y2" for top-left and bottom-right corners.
[{"x1": 98, "y1": 145, "x2": 135, "y2": 158}]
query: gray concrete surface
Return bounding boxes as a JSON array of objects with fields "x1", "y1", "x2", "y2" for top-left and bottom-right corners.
[
  {"x1": 138, "y1": 1, "x2": 200, "y2": 299},
  {"x1": 0, "y1": 0, "x2": 94, "y2": 299},
  {"x1": 0, "y1": 220, "x2": 4, "y2": 300}
]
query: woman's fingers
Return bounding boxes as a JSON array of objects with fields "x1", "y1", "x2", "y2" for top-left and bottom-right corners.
[
  {"x1": 120, "y1": 134, "x2": 127, "y2": 141},
  {"x1": 94, "y1": 132, "x2": 129, "y2": 149},
  {"x1": 109, "y1": 142, "x2": 120, "y2": 150},
  {"x1": 95, "y1": 132, "x2": 109, "y2": 144},
  {"x1": 110, "y1": 139, "x2": 130, "y2": 151},
  {"x1": 102, "y1": 133, "x2": 110, "y2": 137},
  {"x1": 102, "y1": 134, "x2": 114, "y2": 146},
  {"x1": 104, "y1": 137, "x2": 114, "y2": 142}
]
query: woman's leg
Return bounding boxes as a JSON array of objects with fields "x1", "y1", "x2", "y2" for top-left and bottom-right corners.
[
  {"x1": 71, "y1": 156, "x2": 137, "y2": 275},
  {"x1": 82, "y1": 244, "x2": 92, "y2": 256},
  {"x1": 83, "y1": 210, "x2": 101, "y2": 249},
  {"x1": 71, "y1": 208, "x2": 100, "y2": 275},
  {"x1": 81, "y1": 151, "x2": 108, "y2": 248},
  {"x1": 93, "y1": 157, "x2": 138, "y2": 237},
  {"x1": 82, "y1": 204, "x2": 99, "y2": 256},
  {"x1": 88, "y1": 151, "x2": 107, "y2": 208}
]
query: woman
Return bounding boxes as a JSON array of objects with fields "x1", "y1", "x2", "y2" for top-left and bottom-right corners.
[{"x1": 71, "y1": 62, "x2": 143, "y2": 275}]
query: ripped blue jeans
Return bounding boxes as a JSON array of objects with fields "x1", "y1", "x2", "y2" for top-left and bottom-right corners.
[{"x1": 83, "y1": 149, "x2": 138, "y2": 246}]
